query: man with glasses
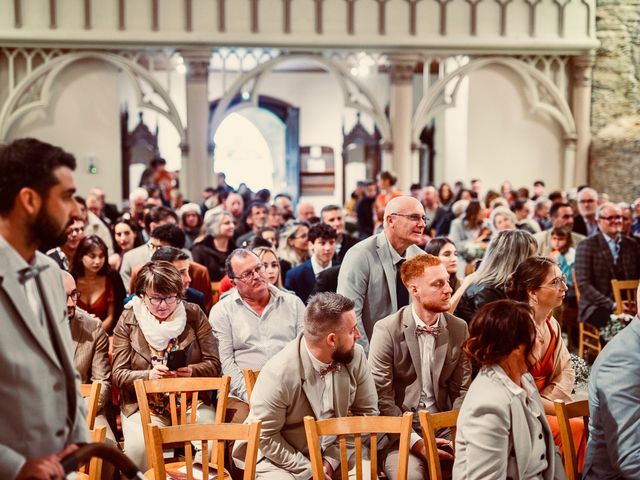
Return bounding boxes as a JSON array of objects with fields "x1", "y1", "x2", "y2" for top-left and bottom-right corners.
[
  {"x1": 209, "y1": 248, "x2": 305, "y2": 423},
  {"x1": 47, "y1": 217, "x2": 85, "y2": 270},
  {"x1": 337, "y1": 195, "x2": 426, "y2": 351},
  {"x1": 575, "y1": 203, "x2": 640, "y2": 328},
  {"x1": 574, "y1": 187, "x2": 599, "y2": 237},
  {"x1": 534, "y1": 202, "x2": 585, "y2": 256}
]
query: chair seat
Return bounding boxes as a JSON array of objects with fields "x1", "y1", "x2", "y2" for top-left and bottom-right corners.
[
  {"x1": 76, "y1": 473, "x2": 89, "y2": 480},
  {"x1": 144, "y1": 461, "x2": 232, "y2": 480}
]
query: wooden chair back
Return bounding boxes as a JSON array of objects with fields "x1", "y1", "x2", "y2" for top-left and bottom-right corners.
[
  {"x1": 76, "y1": 426, "x2": 107, "y2": 480},
  {"x1": 211, "y1": 281, "x2": 222, "y2": 305},
  {"x1": 242, "y1": 369, "x2": 260, "y2": 403},
  {"x1": 554, "y1": 399, "x2": 589, "y2": 480},
  {"x1": 611, "y1": 279, "x2": 639, "y2": 315},
  {"x1": 147, "y1": 421, "x2": 261, "y2": 480},
  {"x1": 418, "y1": 410, "x2": 458, "y2": 480},
  {"x1": 79, "y1": 382, "x2": 101, "y2": 430},
  {"x1": 304, "y1": 412, "x2": 413, "y2": 480},
  {"x1": 134, "y1": 376, "x2": 230, "y2": 470},
  {"x1": 572, "y1": 269, "x2": 602, "y2": 359}
]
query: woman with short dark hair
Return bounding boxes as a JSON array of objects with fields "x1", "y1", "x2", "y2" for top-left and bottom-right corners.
[{"x1": 453, "y1": 300, "x2": 564, "y2": 479}]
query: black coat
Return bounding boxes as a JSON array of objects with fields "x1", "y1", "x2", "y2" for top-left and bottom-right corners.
[{"x1": 453, "y1": 282, "x2": 505, "y2": 323}]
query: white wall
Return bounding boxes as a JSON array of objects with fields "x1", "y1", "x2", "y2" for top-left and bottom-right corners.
[{"x1": 7, "y1": 59, "x2": 123, "y2": 203}]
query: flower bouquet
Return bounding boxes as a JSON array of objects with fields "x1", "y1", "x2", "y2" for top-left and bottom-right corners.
[{"x1": 600, "y1": 313, "x2": 634, "y2": 343}]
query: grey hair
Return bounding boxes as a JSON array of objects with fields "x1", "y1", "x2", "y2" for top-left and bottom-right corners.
[
  {"x1": 489, "y1": 206, "x2": 517, "y2": 231},
  {"x1": 225, "y1": 248, "x2": 260, "y2": 279},
  {"x1": 577, "y1": 187, "x2": 598, "y2": 200},
  {"x1": 203, "y1": 209, "x2": 232, "y2": 237},
  {"x1": 595, "y1": 202, "x2": 619, "y2": 220},
  {"x1": 471, "y1": 230, "x2": 538, "y2": 287},
  {"x1": 304, "y1": 292, "x2": 355, "y2": 342}
]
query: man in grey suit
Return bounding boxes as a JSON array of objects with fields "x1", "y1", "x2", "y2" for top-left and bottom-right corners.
[
  {"x1": 369, "y1": 253, "x2": 471, "y2": 479},
  {"x1": 0, "y1": 138, "x2": 88, "y2": 479},
  {"x1": 584, "y1": 283, "x2": 640, "y2": 479},
  {"x1": 337, "y1": 196, "x2": 426, "y2": 351},
  {"x1": 232, "y1": 292, "x2": 379, "y2": 480}
]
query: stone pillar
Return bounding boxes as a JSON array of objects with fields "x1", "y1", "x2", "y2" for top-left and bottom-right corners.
[
  {"x1": 388, "y1": 54, "x2": 419, "y2": 193},
  {"x1": 180, "y1": 48, "x2": 212, "y2": 201},
  {"x1": 571, "y1": 54, "x2": 595, "y2": 186},
  {"x1": 562, "y1": 136, "x2": 577, "y2": 192}
]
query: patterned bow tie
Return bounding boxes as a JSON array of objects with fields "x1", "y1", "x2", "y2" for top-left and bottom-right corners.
[
  {"x1": 18, "y1": 264, "x2": 49, "y2": 284},
  {"x1": 318, "y1": 363, "x2": 341, "y2": 378},
  {"x1": 415, "y1": 324, "x2": 440, "y2": 338}
]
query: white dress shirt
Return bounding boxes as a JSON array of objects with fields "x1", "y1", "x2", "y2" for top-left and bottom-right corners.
[{"x1": 310, "y1": 255, "x2": 332, "y2": 277}]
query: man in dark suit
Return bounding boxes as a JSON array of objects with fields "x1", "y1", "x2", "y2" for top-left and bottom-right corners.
[
  {"x1": 574, "y1": 187, "x2": 599, "y2": 237},
  {"x1": 575, "y1": 202, "x2": 640, "y2": 328},
  {"x1": 369, "y1": 254, "x2": 471, "y2": 479},
  {"x1": 320, "y1": 204, "x2": 358, "y2": 265},
  {"x1": 285, "y1": 223, "x2": 337, "y2": 303}
]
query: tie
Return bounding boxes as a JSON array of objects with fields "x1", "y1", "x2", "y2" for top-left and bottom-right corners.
[
  {"x1": 318, "y1": 363, "x2": 341, "y2": 378},
  {"x1": 415, "y1": 324, "x2": 441, "y2": 338},
  {"x1": 18, "y1": 264, "x2": 49, "y2": 283},
  {"x1": 396, "y1": 259, "x2": 409, "y2": 308}
]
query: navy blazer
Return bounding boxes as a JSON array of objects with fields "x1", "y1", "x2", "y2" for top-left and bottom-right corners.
[{"x1": 284, "y1": 260, "x2": 316, "y2": 304}]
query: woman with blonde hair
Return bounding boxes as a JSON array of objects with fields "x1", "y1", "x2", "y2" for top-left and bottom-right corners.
[
  {"x1": 277, "y1": 221, "x2": 310, "y2": 278},
  {"x1": 253, "y1": 245, "x2": 284, "y2": 289}
]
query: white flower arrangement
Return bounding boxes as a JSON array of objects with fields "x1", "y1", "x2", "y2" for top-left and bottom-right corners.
[
  {"x1": 600, "y1": 313, "x2": 634, "y2": 343},
  {"x1": 570, "y1": 353, "x2": 591, "y2": 390}
]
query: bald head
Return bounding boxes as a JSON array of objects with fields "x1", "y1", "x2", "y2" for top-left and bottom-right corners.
[
  {"x1": 296, "y1": 202, "x2": 315, "y2": 221},
  {"x1": 384, "y1": 196, "x2": 426, "y2": 255},
  {"x1": 61, "y1": 270, "x2": 78, "y2": 320}
]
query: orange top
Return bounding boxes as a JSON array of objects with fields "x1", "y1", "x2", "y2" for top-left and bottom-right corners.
[{"x1": 530, "y1": 319, "x2": 557, "y2": 392}]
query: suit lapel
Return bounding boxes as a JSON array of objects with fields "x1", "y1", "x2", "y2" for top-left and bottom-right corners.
[
  {"x1": 376, "y1": 233, "x2": 397, "y2": 311},
  {"x1": 299, "y1": 339, "x2": 324, "y2": 419},
  {"x1": 431, "y1": 314, "x2": 449, "y2": 401},
  {"x1": 0, "y1": 262, "x2": 62, "y2": 369},
  {"x1": 402, "y1": 308, "x2": 422, "y2": 381}
]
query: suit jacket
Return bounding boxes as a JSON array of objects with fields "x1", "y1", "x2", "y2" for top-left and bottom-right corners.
[
  {"x1": 336, "y1": 232, "x2": 424, "y2": 347},
  {"x1": 0, "y1": 242, "x2": 88, "y2": 478},
  {"x1": 584, "y1": 317, "x2": 640, "y2": 479},
  {"x1": 534, "y1": 229, "x2": 585, "y2": 256},
  {"x1": 232, "y1": 334, "x2": 378, "y2": 480},
  {"x1": 575, "y1": 233, "x2": 640, "y2": 322},
  {"x1": 71, "y1": 308, "x2": 112, "y2": 412},
  {"x1": 120, "y1": 243, "x2": 151, "y2": 292},
  {"x1": 369, "y1": 307, "x2": 471, "y2": 421},
  {"x1": 573, "y1": 215, "x2": 591, "y2": 237},
  {"x1": 452, "y1": 368, "x2": 564, "y2": 480},
  {"x1": 311, "y1": 265, "x2": 340, "y2": 295},
  {"x1": 111, "y1": 302, "x2": 221, "y2": 417},
  {"x1": 284, "y1": 260, "x2": 316, "y2": 304},
  {"x1": 334, "y1": 234, "x2": 358, "y2": 265}
]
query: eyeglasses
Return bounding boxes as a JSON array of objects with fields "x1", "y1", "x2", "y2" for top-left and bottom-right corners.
[
  {"x1": 293, "y1": 233, "x2": 308, "y2": 240},
  {"x1": 148, "y1": 242, "x2": 163, "y2": 251},
  {"x1": 599, "y1": 215, "x2": 623, "y2": 222},
  {"x1": 234, "y1": 263, "x2": 266, "y2": 282},
  {"x1": 66, "y1": 290, "x2": 80, "y2": 302},
  {"x1": 540, "y1": 275, "x2": 568, "y2": 290},
  {"x1": 390, "y1": 213, "x2": 427, "y2": 223},
  {"x1": 67, "y1": 227, "x2": 84, "y2": 235},
  {"x1": 579, "y1": 199, "x2": 596, "y2": 204},
  {"x1": 144, "y1": 294, "x2": 180, "y2": 306}
]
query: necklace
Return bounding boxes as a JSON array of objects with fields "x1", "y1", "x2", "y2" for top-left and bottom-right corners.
[{"x1": 534, "y1": 322, "x2": 547, "y2": 344}]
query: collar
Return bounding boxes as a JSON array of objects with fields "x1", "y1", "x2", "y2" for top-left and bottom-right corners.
[
  {"x1": 0, "y1": 233, "x2": 34, "y2": 273},
  {"x1": 310, "y1": 256, "x2": 331, "y2": 276},
  {"x1": 488, "y1": 365, "x2": 535, "y2": 401},
  {"x1": 602, "y1": 232, "x2": 620, "y2": 245},
  {"x1": 412, "y1": 305, "x2": 440, "y2": 330},
  {"x1": 303, "y1": 337, "x2": 332, "y2": 373},
  {"x1": 231, "y1": 283, "x2": 280, "y2": 305},
  {"x1": 383, "y1": 232, "x2": 404, "y2": 264}
]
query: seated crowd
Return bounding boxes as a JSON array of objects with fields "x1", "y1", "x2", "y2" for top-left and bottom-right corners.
[{"x1": 4, "y1": 138, "x2": 640, "y2": 480}]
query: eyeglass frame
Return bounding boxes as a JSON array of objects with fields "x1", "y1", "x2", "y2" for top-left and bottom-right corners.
[
  {"x1": 389, "y1": 213, "x2": 427, "y2": 223},
  {"x1": 233, "y1": 262, "x2": 267, "y2": 282},
  {"x1": 66, "y1": 290, "x2": 80, "y2": 302},
  {"x1": 143, "y1": 293, "x2": 182, "y2": 307},
  {"x1": 598, "y1": 215, "x2": 623, "y2": 222},
  {"x1": 539, "y1": 275, "x2": 568, "y2": 291}
]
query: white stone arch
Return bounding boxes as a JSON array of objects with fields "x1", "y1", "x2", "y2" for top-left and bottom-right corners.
[
  {"x1": 412, "y1": 56, "x2": 578, "y2": 189},
  {"x1": 0, "y1": 51, "x2": 185, "y2": 142},
  {"x1": 209, "y1": 53, "x2": 391, "y2": 141}
]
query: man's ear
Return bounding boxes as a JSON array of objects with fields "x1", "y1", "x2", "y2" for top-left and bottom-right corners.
[
  {"x1": 16, "y1": 187, "x2": 42, "y2": 217},
  {"x1": 326, "y1": 332, "x2": 337, "y2": 350}
]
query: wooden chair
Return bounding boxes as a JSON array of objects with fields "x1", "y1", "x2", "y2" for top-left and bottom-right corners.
[
  {"x1": 211, "y1": 281, "x2": 222, "y2": 306},
  {"x1": 134, "y1": 376, "x2": 230, "y2": 471},
  {"x1": 419, "y1": 410, "x2": 458, "y2": 480},
  {"x1": 76, "y1": 425, "x2": 108, "y2": 480},
  {"x1": 242, "y1": 369, "x2": 260, "y2": 403},
  {"x1": 146, "y1": 421, "x2": 261, "y2": 480},
  {"x1": 572, "y1": 269, "x2": 602, "y2": 359},
  {"x1": 554, "y1": 399, "x2": 590, "y2": 480},
  {"x1": 304, "y1": 412, "x2": 413, "y2": 480},
  {"x1": 611, "y1": 279, "x2": 639, "y2": 315},
  {"x1": 79, "y1": 382, "x2": 101, "y2": 430}
]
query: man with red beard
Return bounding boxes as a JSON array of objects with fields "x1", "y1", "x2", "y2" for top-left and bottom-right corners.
[{"x1": 368, "y1": 254, "x2": 471, "y2": 480}]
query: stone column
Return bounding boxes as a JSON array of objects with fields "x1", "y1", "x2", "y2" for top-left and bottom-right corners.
[
  {"x1": 571, "y1": 54, "x2": 595, "y2": 186},
  {"x1": 180, "y1": 48, "x2": 212, "y2": 200},
  {"x1": 562, "y1": 136, "x2": 577, "y2": 192},
  {"x1": 388, "y1": 54, "x2": 419, "y2": 193}
]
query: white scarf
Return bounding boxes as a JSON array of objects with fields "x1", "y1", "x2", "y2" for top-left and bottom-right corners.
[{"x1": 132, "y1": 296, "x2": 187, "y2": 351}]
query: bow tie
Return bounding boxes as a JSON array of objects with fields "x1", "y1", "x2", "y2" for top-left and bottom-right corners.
[
  {"x1": 18, "y1": 264, "x2": 49, "y2": 284},
  {"x1": 415, "y1": 324, "x2": 440, "y2": 338},
  {"x1": 318, "y1": 363, "x2": 341, "y2": 378}
]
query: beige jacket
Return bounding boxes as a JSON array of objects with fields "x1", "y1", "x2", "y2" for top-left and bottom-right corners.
[{"x1": 531, "y1": 316, "x2": 574, "y2": 402}]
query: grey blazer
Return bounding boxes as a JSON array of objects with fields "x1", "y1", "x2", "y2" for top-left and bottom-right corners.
[
  {"x1": 119, "y1": 243, "x2": 151, "y2": 293},
  {"x1": 232, "y1": 334, "x2": 378, "y2": 480},
  {"x1": 584, "y1": 317, "x2": 640, "y2": 479},
  {"x1": 453, "y1": 368, "x2": 564, "y2": 480},
  {"x1": 0, "y1": 245, "x2": 88, "y2": 478},
  {"x1": 336, "y1": 232, "x2": 424, "y2": 348}
]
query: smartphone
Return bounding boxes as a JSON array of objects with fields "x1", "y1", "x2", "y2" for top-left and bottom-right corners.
[{"x1": 166, "y1": 349, "x2": 188, "y2": 371}]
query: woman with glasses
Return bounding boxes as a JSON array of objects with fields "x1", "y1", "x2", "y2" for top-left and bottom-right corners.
[
  {"x1": 506, "y1": 256, "x2": 585, "y2": 470},
  {"x1": 277, "y1": 221, "x2": 310, "y2": 279},
  {"x1": 112, "y1": 260, "x2": 221, "y2": 471},
  {"x1": 191, "y1": 208, "x2": 235, "y2": 281},
  {"x1": 72, "y1": 235, "x2": 126, "y2": 335}
]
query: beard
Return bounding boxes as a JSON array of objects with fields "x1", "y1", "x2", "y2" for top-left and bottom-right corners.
[
  {"x1": 33, "y1": 207, "x2": 69, "y2": 249},
  {"x1": 332, "y1": 343, "x2": 355, "y2": 366},
  {"x1": 420, "y1": 298, "x2": 450, "y2": 314}
]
